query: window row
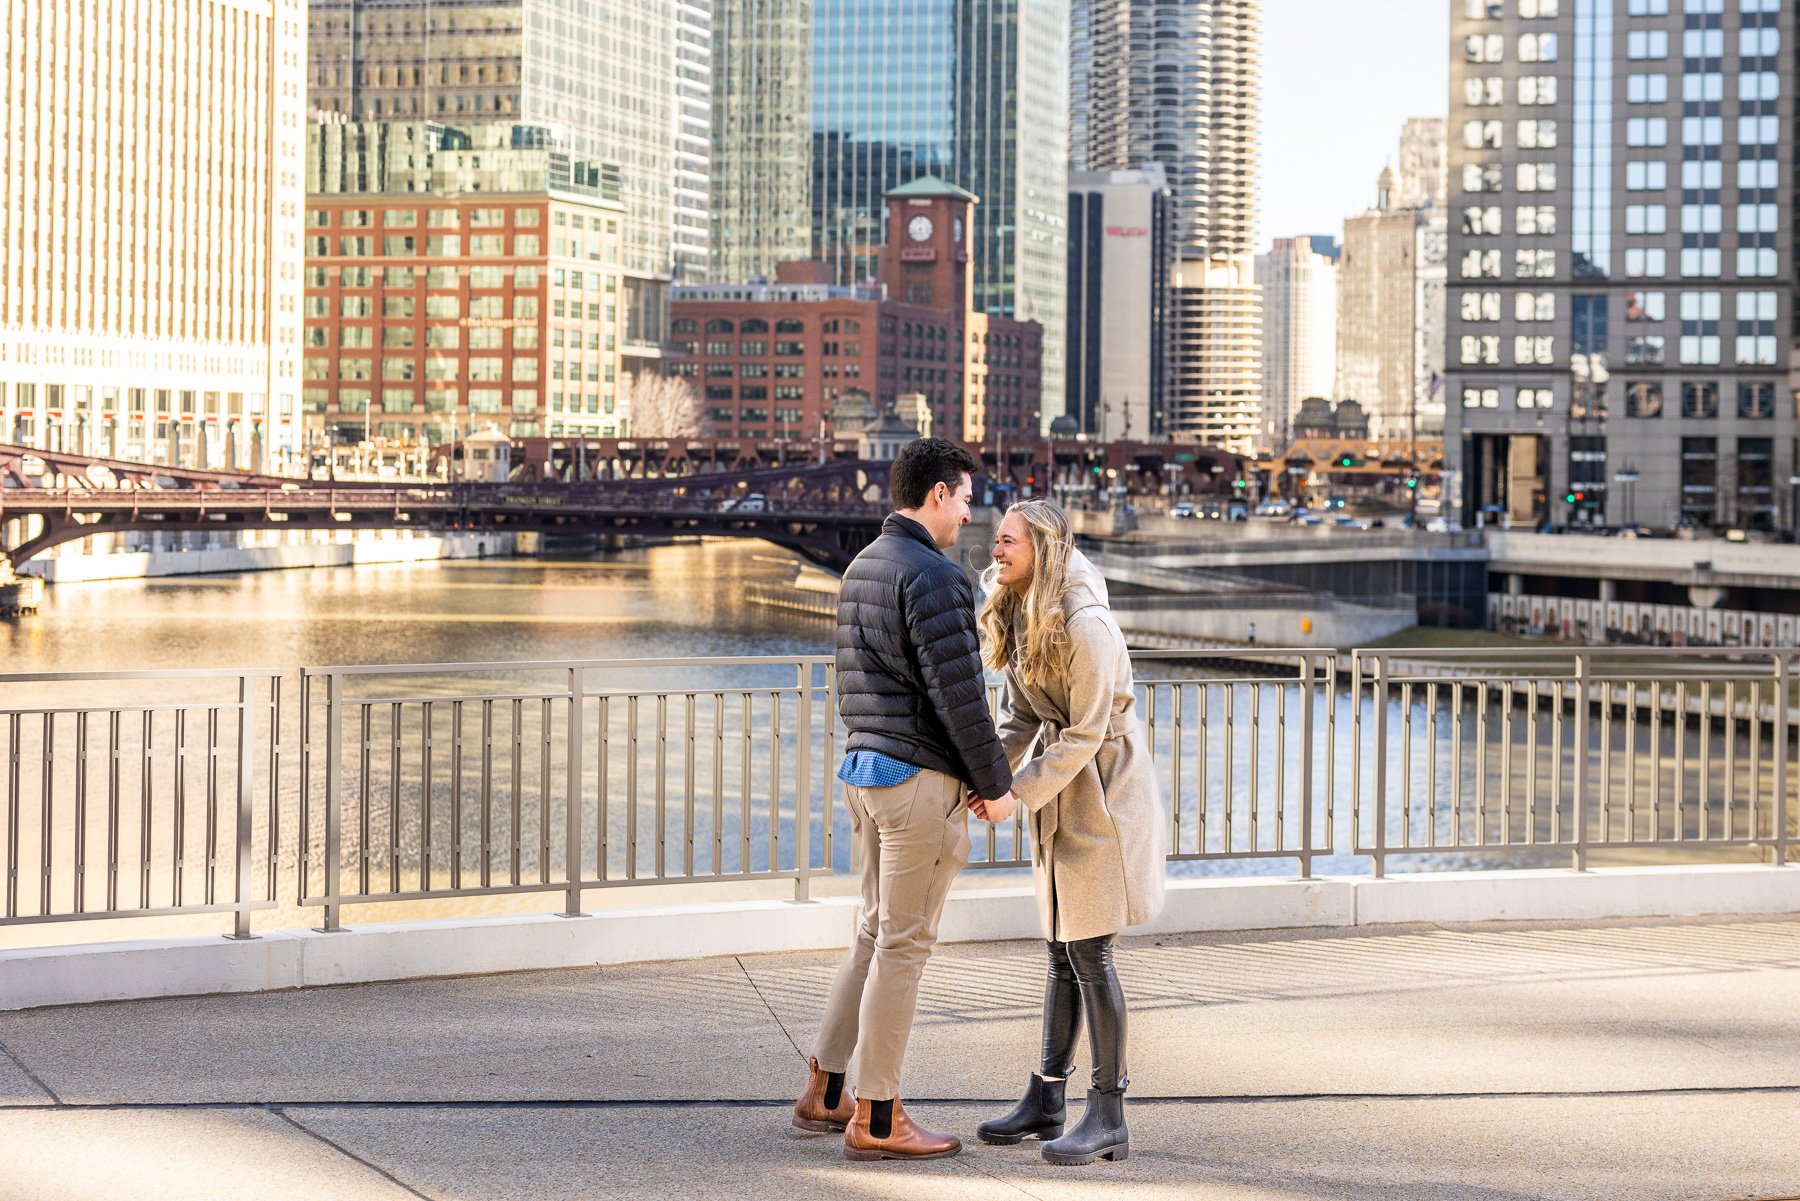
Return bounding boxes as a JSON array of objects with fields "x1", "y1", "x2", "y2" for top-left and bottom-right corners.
[
  {"x1": 1463, "y1": 33, "x2": 1557, "y2": 63},
  {"x1": 308, "y1": 207, "x2": 548, "y2": 229},
  {"x1": 304, "y1": 326, "x2": 546, "y2": 349},
  {"x1": 303, "y1": 266, "x2": 540, "y2": 289},
  {"x1": 1461, "y1": 75, "x2": 1556, "y2": 106},
  {"x1": 1461, "y1": 120, "x2": 1558, "y2": 149},
  {"x1": 1463, "y1": 1, "x2": 1558, "y2": 18}
]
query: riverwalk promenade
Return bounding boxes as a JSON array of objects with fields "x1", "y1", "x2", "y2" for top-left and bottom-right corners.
[{"x1": 2, "y1": 912, "x2": 1798, "y2": 1200}]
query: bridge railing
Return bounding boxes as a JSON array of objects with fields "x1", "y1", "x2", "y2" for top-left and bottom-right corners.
[{"x1": 2, "y1": 647, "x2": 1794, "y2": 945}]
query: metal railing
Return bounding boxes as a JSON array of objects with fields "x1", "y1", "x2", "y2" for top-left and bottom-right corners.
[
  {"x1": 0, "y1": 669, "x2": 280, "y2": 938},
  {"x1": 2, "y1": 647, "x2": 1795, "y2": 944},
  {"x1": 1352, "y1": 648, "x2": 1795, "y2": 876}
]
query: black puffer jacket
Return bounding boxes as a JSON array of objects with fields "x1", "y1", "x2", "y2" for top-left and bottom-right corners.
[{"x1": 836, "y1": 514, "x2": 1013, "y2": 801}]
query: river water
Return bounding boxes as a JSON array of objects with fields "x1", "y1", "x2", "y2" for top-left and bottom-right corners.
[{"x1": 0, "y1": 540, "x2": 832, "y2": 675}]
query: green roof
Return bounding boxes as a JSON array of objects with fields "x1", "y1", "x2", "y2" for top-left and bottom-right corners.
[{"x1": 885, "y1": 175, "x2": 979, "y2": 203}]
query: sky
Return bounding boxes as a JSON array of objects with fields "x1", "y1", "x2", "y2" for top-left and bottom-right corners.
[{"x1": 1258, "y1": 0, "x2": 1450, "y2": 250}]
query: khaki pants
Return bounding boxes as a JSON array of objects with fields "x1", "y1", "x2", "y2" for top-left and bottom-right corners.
[{"x1": 812, "y1": 767, "x2": 971, "y2": 1101}]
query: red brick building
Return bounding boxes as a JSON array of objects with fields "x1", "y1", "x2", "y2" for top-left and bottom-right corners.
[
  {"x1": 670, "y1": 178, "x2": 1041, "y2": 444},
  {"x1": 303, "y1": 183, "x2": 630, "y2": 452}
]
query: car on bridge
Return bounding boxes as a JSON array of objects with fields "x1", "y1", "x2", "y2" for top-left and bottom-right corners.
[{"x1": 718, "y1": 493, "x2": 769, "y2": 513}]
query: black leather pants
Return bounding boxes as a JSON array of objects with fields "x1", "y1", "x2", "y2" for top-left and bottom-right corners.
[{"x1": 1039, "y1": 934, "x2": 1128, "y2": 1094}]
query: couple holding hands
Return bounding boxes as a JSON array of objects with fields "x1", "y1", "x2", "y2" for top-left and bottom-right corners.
[{"x1": 792, "y1": 438, "x2": 1166, "y2": 1167}]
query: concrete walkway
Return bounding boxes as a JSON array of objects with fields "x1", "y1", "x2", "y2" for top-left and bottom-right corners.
[{"x1": 2, "y1": 915, "x2": 1798, "y2": 1200}]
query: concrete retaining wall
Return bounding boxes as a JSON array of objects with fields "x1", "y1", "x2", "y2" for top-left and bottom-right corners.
[
  {"x1": 3, "y1": 863, "x2": 1796, "y2": 1010},
  {"x1": 24, "y1": 531, "x2": 515, "y2": 583}
]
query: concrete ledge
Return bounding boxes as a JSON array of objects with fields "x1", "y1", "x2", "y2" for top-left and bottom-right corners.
[
  {"x1": 2, "y1": 864, "x2": 1795, "y2": 1010},
  {"x1": 1353, "y1": 862, "x2": 1800, "y2": 926}
]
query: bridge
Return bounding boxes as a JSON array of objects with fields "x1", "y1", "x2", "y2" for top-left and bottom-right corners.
[{"x1": 0, "y1": 443, "x2": 889, "y2": 572}]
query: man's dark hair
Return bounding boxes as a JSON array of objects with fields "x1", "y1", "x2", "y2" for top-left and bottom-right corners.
[{"x1": 889, "y1": 438, "x2": 980, "y2": 510}]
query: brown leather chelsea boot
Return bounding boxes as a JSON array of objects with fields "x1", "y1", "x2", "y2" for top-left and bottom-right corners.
[
  {"x1": 792, "y1": 1057, "x2": 856, "y2": 1133},
  {"x1": 843, "y1": 1098, "x2": 962, "y2": 1161}
]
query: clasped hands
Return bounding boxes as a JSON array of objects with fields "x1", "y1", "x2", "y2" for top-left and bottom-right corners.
[{"x1": 968, "y1": 789, "x2": 1019, "y2": 823}]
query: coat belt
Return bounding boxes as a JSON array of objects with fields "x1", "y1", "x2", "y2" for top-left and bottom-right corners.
[{"x1": 1041, "y1": 711, "x2": 1138, "y2": 744}]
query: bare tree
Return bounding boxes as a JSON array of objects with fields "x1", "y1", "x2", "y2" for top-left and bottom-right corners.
[{"x1": 622, "y1": 371, "x2": 702, "y2": 438}]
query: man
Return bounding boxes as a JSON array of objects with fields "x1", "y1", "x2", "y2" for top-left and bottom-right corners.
[{"x1": 792, "y1": 437, "x2": 1019, "y2": 1161}]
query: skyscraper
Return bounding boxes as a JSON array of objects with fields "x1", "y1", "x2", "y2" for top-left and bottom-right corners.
[
  {"x1": 0, "y1": 0, "x2": 307, "y2": 471},
  {"x1": 1257, "y1": 237, "x2": 1340, "y2": 451},
  {"x1": 1338, "y1": 148, "x2": 1449, "y2": 445},
  {"x1": 307, "y1": 0, "x2": 707, "y2": 310},
  {"x1": 1068, "y1": 167, "x2": 1175, "y2": 442},
  {"x1": 1446, "y1": 0, "x2": 1796, "y2": 532},
  {"x1": 710, "y1": 0, "x2": 813, "y2": 284},
  {"x1": 1070, "y1": 0, "x2": 1263, "y2": 451},
  {"x1": 810, "y1": 0, "x2": 1069, "y2": 430}
]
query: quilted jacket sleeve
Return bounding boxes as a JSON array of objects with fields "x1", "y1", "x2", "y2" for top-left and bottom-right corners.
[{"x1": 904, "y1": 566, "x2": 1014, "y2": 801}]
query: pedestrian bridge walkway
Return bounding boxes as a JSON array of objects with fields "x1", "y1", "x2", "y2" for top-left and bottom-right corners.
[{"x1": 2, "y1": 914, "x2": 1797, "y2": 1200}]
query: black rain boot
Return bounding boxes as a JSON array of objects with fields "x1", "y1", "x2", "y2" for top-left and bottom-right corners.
[
  {"x1": 976, "y1": 1073, "x2": 1066, "y2": 1145},
  {"x1": 1041, "y1": 1088, "x2": 1128, "y2": 1165}
]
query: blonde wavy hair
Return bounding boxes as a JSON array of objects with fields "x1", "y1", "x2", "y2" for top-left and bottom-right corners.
[{"x1": 978, "y1": 499, "x2": 1074, "y2": 690}]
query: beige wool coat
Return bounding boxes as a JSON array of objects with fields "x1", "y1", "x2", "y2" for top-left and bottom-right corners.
[{"x1": 998, "y1": 551, "x2": 1167, "y2": 942}]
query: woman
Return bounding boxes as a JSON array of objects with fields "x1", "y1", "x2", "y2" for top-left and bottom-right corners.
[{"x1": 969, "y1": 498, "x2": 1166, "y2": 1166}]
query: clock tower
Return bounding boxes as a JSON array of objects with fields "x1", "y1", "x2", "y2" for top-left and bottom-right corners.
[{"x1": 879, "y1": 176, "x2": 977, "y2": 314}]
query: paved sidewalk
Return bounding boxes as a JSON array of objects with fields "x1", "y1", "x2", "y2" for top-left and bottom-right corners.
[{"x1": 2, "y1": 915, "x2": 1799, "y2": 1199}]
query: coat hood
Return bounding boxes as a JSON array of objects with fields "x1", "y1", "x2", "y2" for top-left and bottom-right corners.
[{"x1": 1062, "y1": 547, "x2": 1109, "y2": 616}]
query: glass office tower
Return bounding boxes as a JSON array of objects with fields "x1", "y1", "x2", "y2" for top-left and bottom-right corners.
[{"x1": 811, "y1": 0, "x2": 1069, "y2": 426}]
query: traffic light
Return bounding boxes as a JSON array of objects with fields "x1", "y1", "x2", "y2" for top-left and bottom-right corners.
[
  {"x1": 1404, "y1": 476, "x2": 1418, "y2": 490},
  {"x1": 1565, "y1": 492, "x2": 1578, "y2": 504},
  {"x1": 1092, "y1": 464, "x2": 1103, "y2": 476},
  {"x1": 1233, "y1": 478, "x2": 1247, "y2": 490},
  {"x1": 1339, "y1": 455, "x2": 1353, "y2": 467}
]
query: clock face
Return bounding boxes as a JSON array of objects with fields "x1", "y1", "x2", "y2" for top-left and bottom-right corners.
[{"x1": 907, "y1": 214, "x2": 934, "y2": 242}]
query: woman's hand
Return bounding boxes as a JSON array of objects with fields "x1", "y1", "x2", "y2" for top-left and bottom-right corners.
[{"x1": 970, "y1": 790, "x2": 1019, "y2": 824}]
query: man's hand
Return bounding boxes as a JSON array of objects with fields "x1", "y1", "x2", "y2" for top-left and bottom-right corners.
[{"x1": 970, "y1": 790, "x2": 1019, "y2": 824}]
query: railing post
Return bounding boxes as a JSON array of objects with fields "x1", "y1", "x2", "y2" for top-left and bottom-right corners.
[
  {"x1": 1774, "y1": 653, "x2": 1789, "y2": 868},
  {"x1": 1298, "y1": 655, "x2": 1315, "y2": 880},
  {"x1": 319, "y1": 672, "x2": 344, "y2": 931},
  {"x1": 229, "y1": 673, "x2": 258, "y2": 940},
  {"x1": 563, "y1": 666, "x2": 586, "y2": 916},
  {"x1": 1370, "y1": 654, "x2": 1388, "y2": 880},
  {"x1": 1572, "y1": 652, "x2": 1590, "y2": 873},
  {"x1": 794, "y1": 660, "x2": 813, "y2": 902}
]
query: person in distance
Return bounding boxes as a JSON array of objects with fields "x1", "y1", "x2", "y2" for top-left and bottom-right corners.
[
  {"x1": 969, "y1": 498, "x2": 1166, "y2": 1166},
  {"x1": 791, "y1": 437, "x2": 1020, "y2": 1162}
]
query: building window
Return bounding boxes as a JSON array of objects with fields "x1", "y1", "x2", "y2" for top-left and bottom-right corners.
[
  {"x1": 1463, "y1": 76, "x2": 1503, "y2": 105},
  {"x1": 1462, "y1": 387, "x2": 1500, "y2": 409},
  {"x1": 1624, "y1": 290, "x2": 1664, "y2": 321},
  {"x1": 1515, "y1": 292, "x2": 1555, "y2": 321},
  {"x1": 1625, "y1": 248, "x2": 1666, "y2": 277},
  {"x1": 1461, "y1": 164, "x2": 1503, "y2": 193},
  {"x1": 1515, "y1": 249, "x2": 1555, "y2": 278},
  {"x1": 1465, "y1": 33, "x2": 1504, "y2": 62},
  {"x1": 1626, "y1": 74, "x2": 1668, "y2": 103},
  {"x1": 1625, "y1": 335, "x2": 1665, "y2": 365},
  {"x1": 1463, "y1": 120, "x2": 1502, "y2": 150},
  {"x1": 1625, "y1": 118, "x2": 1667, "y2": 147},
  {"x1": 1625, "y1": 161, "x2": 1667, "y2": 191},
  {"x1": 1624, "y1": 205, "x2": 1666, "y2": 234},
  {"x1": 1518, "y1": 75, "x2": 1556, "y2": 105},
  {"x1": 1512, "y1": 199, "x2": 1555, "y2": 232},
  {"x1": 1625, "y1": 381, "x2": 1664, "y2": 418},
  {"x1": 1516, "y1": 163, "x2": 1556, "y2": 192},
  {"x1": 1515, "y1": 388, "x2": 1553, "y2": 409},
  {"x1": 1460, "y1": 335, "x2": 1500, "y2": 365},
  {"x1": 1461, "y1": 249, "x2": 1501, "y2": 278},
  {"x1": 1626, "y1": 30, "x2": 1668, "y2": 60},
  {"x1": 1681, "y1": 382, "x2": 1719, "y2": 418},
  {"x1": 1513, "y1": 336, "x2": 1555, "y2": 365},
  {"x1": 1462, "y1": 206, "x2": 1501, "y2": 235},
  {"x1": 1739, "y1": 383, "x2": 1775, "y2": 419},
  {"x1": 1517, "y1": 119, "x2": 1557, "y2": 148},
  {"x1": 1626, "y1": 0, "x2": 1666, "y2": 13},
  {"x1": 1518, "y1": 33, "x2": 1557, "y2": 62}
]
